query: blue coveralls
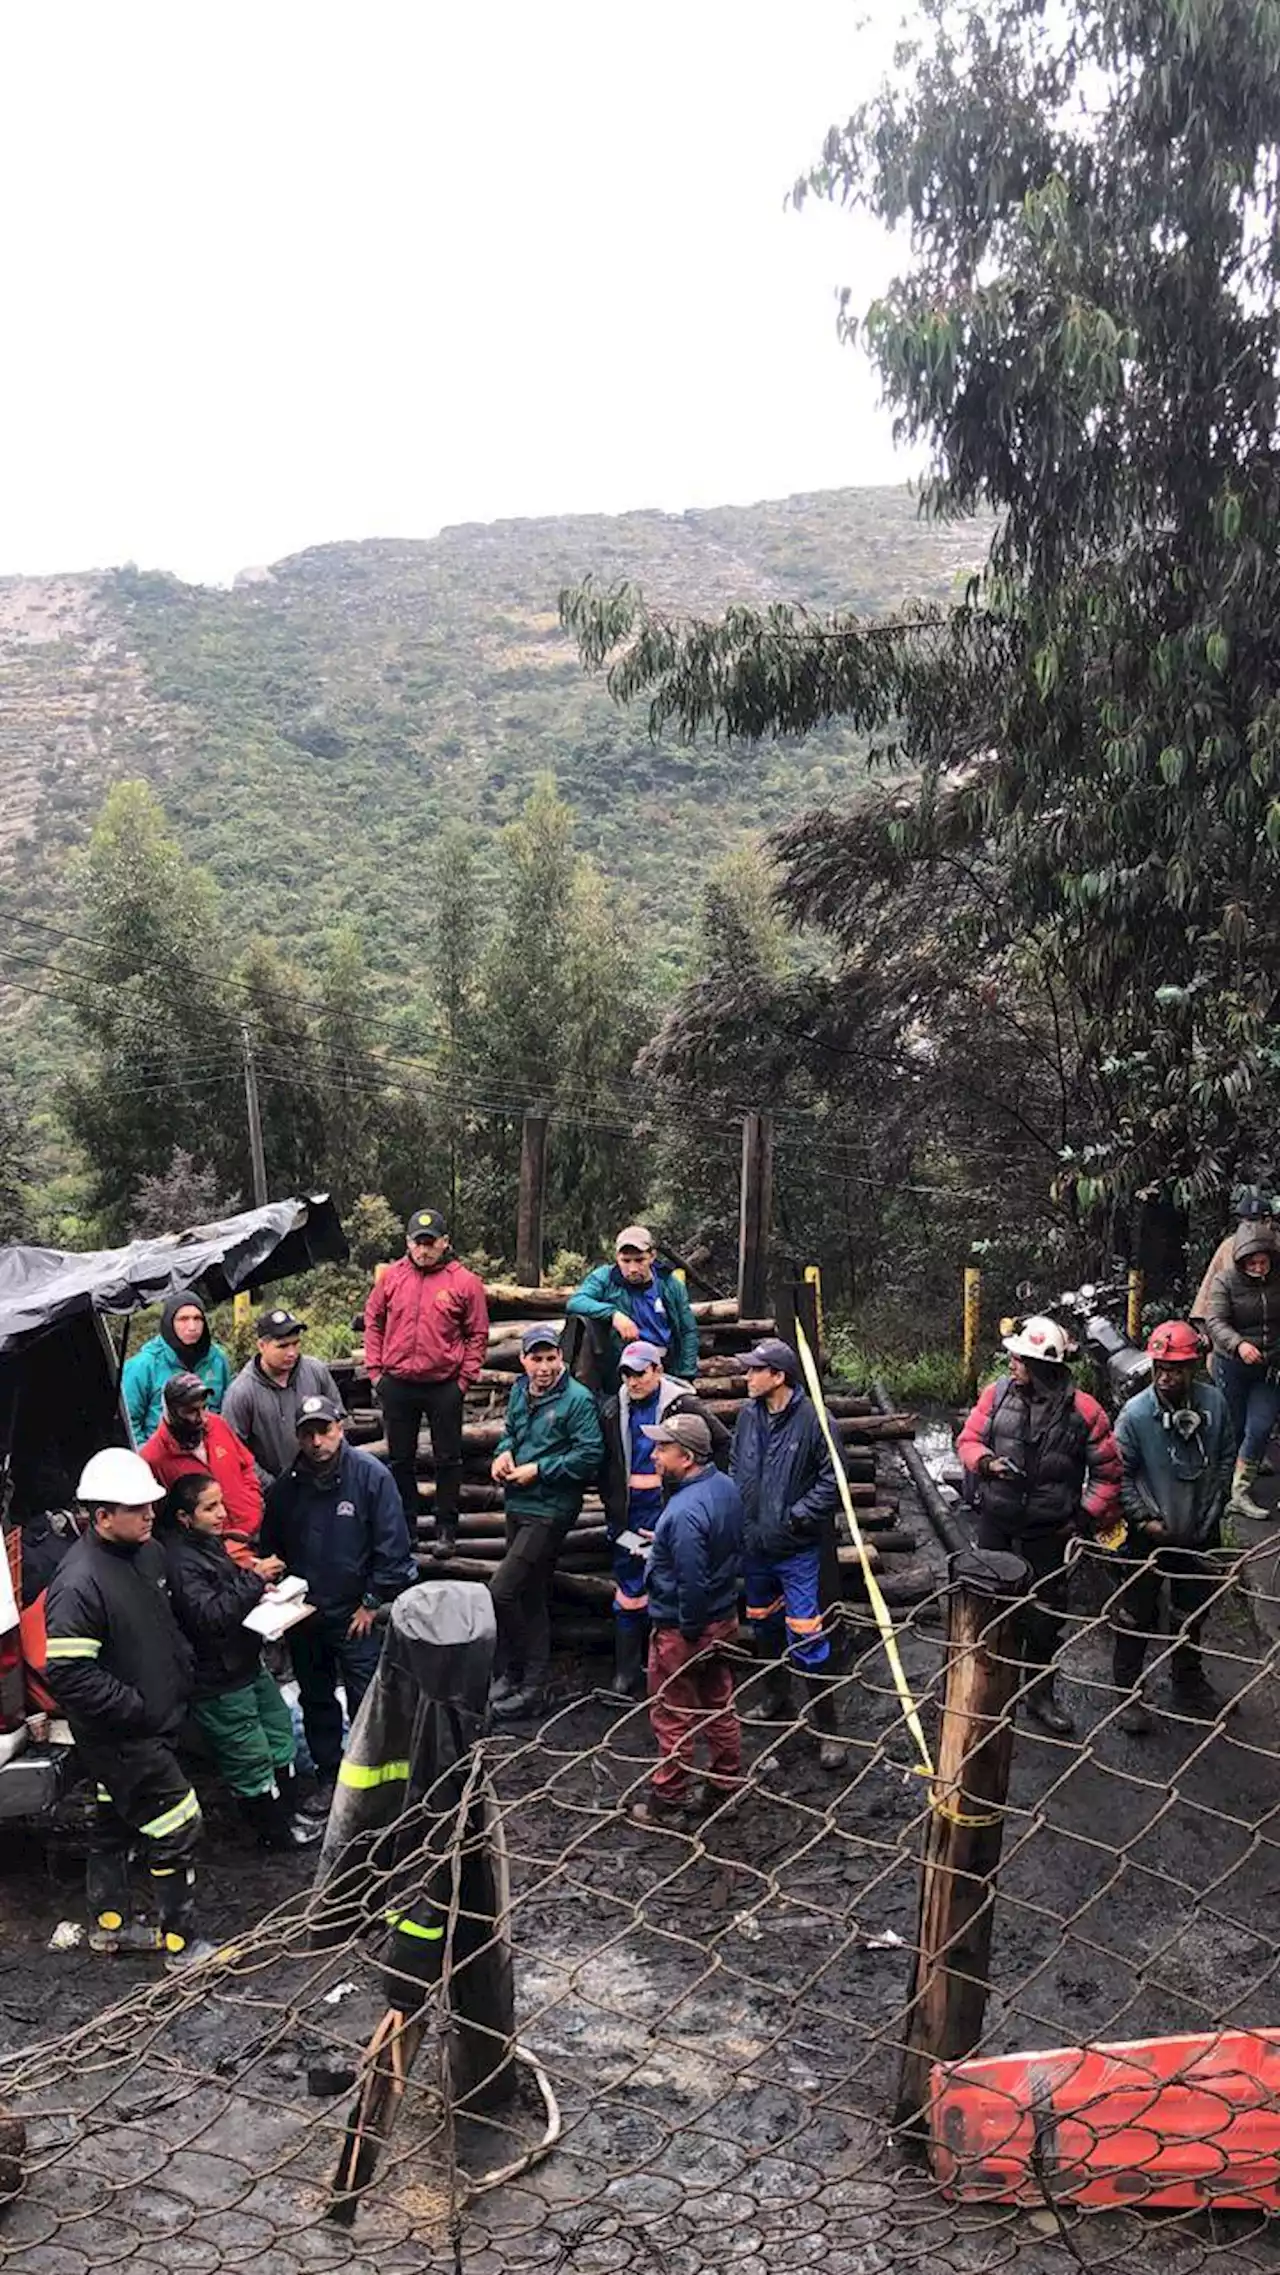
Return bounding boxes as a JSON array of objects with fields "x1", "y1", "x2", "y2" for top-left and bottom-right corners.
[
  {"x1": 612, "y1": 1386, "x2": 662, "y2": 1631},
  {"x1": 731, "y1": 1389, "x2": 839, "y2": 1672}
]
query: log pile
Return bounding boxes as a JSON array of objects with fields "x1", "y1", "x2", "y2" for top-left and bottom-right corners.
[{"x1": 329, "y1": 1282, "x2": 927, "y2": 1650}]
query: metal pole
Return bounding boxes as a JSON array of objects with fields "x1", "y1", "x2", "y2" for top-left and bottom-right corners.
[
  {"x1": 241, "y1": 1022, "x2": 269, "y2": 1207},
  {"x1": 962, "y1": 1265, "x2": 981, "y2": 1401},
  {"x1": 803, "y1": 1264, "x2": 826, "y2": 1364}
]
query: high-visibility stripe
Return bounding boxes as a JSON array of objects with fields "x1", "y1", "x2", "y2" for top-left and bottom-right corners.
[
  {"x1": 614, "y1": 1588, "x2": 649, "y2": 1613},
  {"x1": 45, "y1": 1637, "x2": 101, "y2": 1659},
  {"x1": 139, "y1": 1788, "x2": 201, "y2": 1841},
  {"x1": 746, "y1": 1598, "x2": 785, "y2": 1621},
  {"x1": 337, "y1": 1758, "x2": 410, "y2": 1790},
  {"x1": 785, "y1": 1614, "x2": 825, "y2": 1635},
  {"x1": 96, "y1": 1786, "x2": 113, "y2": 1804},
  {"x1": 385, "y1": 1908, "x2": 444, "y2": 1942}
]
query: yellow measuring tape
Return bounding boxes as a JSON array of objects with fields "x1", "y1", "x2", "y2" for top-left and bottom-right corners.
[{"x1": 795, "y1": 1320, "x2": 935, "y2": 1780}]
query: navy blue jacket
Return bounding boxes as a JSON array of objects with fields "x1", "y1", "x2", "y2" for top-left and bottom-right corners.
[
  {"x1": 646, "y1": 1464, "x2": 744, "y2": 1636},
  {"x1": 730, "y1": 1389, "x2": 839, "y2": 1563},
  {"x1": 260, "y1": 1441, "x2": 415, "y2": 1619}
]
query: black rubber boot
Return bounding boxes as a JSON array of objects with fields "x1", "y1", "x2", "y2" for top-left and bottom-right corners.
[
  {"x1": 611, "y1": 1622, "x2": 648, "y2": 1699},
  {"x1": 154, "y1": 1868, "x2": 218, "y2": 1970},
  {"x1": 1024, "y1": 1674, "x2": 1075, "y2": 1735},
  {"x1": 1171, "y1": 1642, "x2": 1227, "y2": 1720},
  {"x1": 492, "y1": 1671, "x2": 549, "y2": 1722},
  {"x1": 742, "y1": 1661, "x2": 794, "y2": 1726},
  {"x1": 430, "y1": 1519, "x2": 458, "y2": 1563},
  {"x1": 86, "y1": 1848, "x2": 131, "y2": 1948},
  {"x1": 804, "y1": 1675, "x2": 847, "y2": 1771},
  {"x1": 1111, "y1": 1632, "x2": 1153, "y2": 1734},
  {"x1": 240, "y1": 1788, "x2": 324, "y2": 1850}
]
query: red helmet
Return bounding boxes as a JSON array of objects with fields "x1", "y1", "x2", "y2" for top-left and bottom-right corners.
[{"x1": 1146, "y1": 1320, "x2": 1202, "y2": 1364}]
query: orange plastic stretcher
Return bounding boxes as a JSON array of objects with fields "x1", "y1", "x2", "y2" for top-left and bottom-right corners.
[{"x1": 930, "y1": 2030, "x2": 1280, "y2": 2210}]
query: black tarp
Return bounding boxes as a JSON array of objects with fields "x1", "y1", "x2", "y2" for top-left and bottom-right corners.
[{"x1": 0, "y1": 1196, "x2": 348, "y2": 1358}]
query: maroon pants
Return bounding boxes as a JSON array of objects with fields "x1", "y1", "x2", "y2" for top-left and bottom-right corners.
[{"x1": 648, "y1": 1616, "x2": 743, "y2": 1800}]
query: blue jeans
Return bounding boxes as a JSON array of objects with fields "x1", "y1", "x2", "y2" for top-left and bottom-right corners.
[
  {"x1": 290, "y1": 1615, "x2": 382, "y2": 1779},
  {"x1": 1216, "y1": 1353, "x2": 1280, "y2": 1464}
]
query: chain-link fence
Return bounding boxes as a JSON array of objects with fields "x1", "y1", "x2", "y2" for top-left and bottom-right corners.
[{"x1": 5, "y1": 1543, "x2": 1280, "y2": 2275}]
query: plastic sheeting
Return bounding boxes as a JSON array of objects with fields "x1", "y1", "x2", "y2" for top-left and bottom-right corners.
[{"x1": 0, "y1": 1196, "x2": 347, "y2": 1357}]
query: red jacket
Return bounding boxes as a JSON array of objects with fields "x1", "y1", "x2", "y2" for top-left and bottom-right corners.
[
  {"x1": 142, "y1": 1414, "x2": 264, "y2": 1565},
  {"x1": 364, "y1": 1255, "x2": 489, "y2": 1389},
  {"x1": 957, "y1": 1376, "x2": 1121, "y2": 1534}
]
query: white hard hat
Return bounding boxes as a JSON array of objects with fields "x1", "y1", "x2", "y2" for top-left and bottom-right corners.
[
  {"x1": 77, "y1": 1447, "x2": 163, "y2": 1506},
  {"x1": 1003, "y1": 1314, "x2": 1069, "y2": 1365}
]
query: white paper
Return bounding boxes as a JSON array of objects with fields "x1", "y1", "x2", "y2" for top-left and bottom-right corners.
[{"x1": 243, "y1": 1593, "x2": 315, "y2": 1641}]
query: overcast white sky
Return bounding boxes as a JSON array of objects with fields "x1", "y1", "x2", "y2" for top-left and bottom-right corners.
[{"x1": 0, "y1": 1, "x2": 912, "y2": 586}]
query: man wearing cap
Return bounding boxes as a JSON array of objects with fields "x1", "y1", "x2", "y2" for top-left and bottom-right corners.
[
  {"x1": 566, "y1": 1227, "x2": 700, "y2": 1396},
  {"x1": 487, "y1": 1326, "x2": 605, "y2": 1720},
  {"x1": 223, "y1": 1309, "x2": 343, "y2": 1486},
  {"x1": 141, "y1": 1374, "x2": 267, "y2": 1569},
  {"x1": 259, "y1": 1396, "x2": 416, "y2": 1806},
  {"x1": 629, "y1": 1413, "x2": 746, "y2": 1830},
  {"x1": 599, "y1": 1343, "x2": 731, "y2": 1698},
  {"x1": 364, "y1": 1209, "x2": 490, "y2": 1558},
  {"x1": 730, "y1": 1338, "x2": 844, "y2": 1771}
]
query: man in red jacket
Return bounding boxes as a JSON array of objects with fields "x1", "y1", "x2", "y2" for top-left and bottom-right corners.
[
  {"x1": 364, "y1": 1208, "x2": 490, "y2": 1557},
  {"x1": 142, "y1": 1374, "x2": 269, "y2": 1572}
]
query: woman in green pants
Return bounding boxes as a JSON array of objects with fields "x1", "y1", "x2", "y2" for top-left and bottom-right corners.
[{"x1": 160, "y1": 1473, "x2": 320, "y2": 1848}]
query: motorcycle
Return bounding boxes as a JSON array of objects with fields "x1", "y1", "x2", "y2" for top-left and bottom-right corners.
[{"x1": 1008, "y1": 1278, "x2": 1152, "y2": 1415}]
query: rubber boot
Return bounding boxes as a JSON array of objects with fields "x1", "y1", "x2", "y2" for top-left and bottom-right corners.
[
  {"x1": 1228, "y1": 1460, "x2": 1268, "y2": 1522},
  {"x1": 430, "y1": 1518, "x2": 458, "y2": 1563},
  {"x1": 742, "y1": 1660, "x2": 794, "y2": 1726},
  {"x1": 804, "y1": 1674, "x2": 847, "y2": 1772},
  {"x1": 155, "y1": 1867, "x2": 218, "y2": 1971},
  {"x1": 240, "y1": 1787, "x2": 323, "y2": 1850},
  {"x1": 611, "y1": 1621, "x2": 648, "y2": 1700},
  {"x1": 1024, "y1": 1673, "x2": 1075, "y2": 1735},
  {"x1": 492, "y1": 1668, "x2": 549, "y2": 1721},
  {"x1": 86, "y1": 1848, "x2": 132, "y2": 1950},
  {"x1": 1112, "y1": 1634, "x2": 1153, "y2": 1736},
  {"x1": 1171, "y1": 1640, "x2": 1227, "y2": 1720}
]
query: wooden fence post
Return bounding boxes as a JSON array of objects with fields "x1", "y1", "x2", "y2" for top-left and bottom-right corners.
[
  {"x1": 895, "y1": 1546, "x2": 1029, "y2": 2135},
  {"x1": 515, "y1": 1112, "x2": 548, "y2": 1288},
  {"x1": 737, "y1": 1111, "x2": 774, "y2": 1320}
]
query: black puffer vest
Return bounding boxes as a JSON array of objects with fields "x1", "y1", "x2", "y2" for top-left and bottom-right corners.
[{"x1": 977, "y1": 1379, "x2": 1090, "y2": 1536}]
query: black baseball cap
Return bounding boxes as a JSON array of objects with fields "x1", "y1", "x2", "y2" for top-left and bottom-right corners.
[
  {"x1": 406, "y1": 1208, "x2": 449, "y2": 1242},
  {"x1": 257, "y1": 1305, "x2": 306, "y2": 1339},
  {"x1": 521, "y1": 1323, "x2": 562, "y2": 1354},
  {"x1": 296, "y1": 1394, "x2": 344, "y2": 1430}
]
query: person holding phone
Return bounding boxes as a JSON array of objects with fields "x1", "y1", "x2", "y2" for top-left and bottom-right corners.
[{"x1": 957, "y1": 1316, "x2": 1122, "y2": 1735}]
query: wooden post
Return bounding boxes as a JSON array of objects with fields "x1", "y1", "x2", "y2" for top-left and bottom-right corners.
[
  {"x1": 515, "y1": 1111, "x2": 548, "y2": 1288},
  {"x1": 804, "y1": 1264, "x2": 826, "y2": 1364},
  {"x1": 962, "y1": 1265, "x2": 981, "y2": 1402},
  {"x1": 895, "y1": 1546, "x2": 1029, "y2": 2135},
  {"x1": 737, "y1": 1111, "x2": 774, "y2": 1321},
  {"x1": 1126, "y1": 1267, "x2": 1144, "y2": 1344}
]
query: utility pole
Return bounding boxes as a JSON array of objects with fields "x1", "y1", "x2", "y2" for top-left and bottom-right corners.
[
  {"x1": 737, "y1": 1110, "x2": 774, "y2": 1321},
  {"x1": 515, "y1": 1110, "x2": 548, "y2": 1288},
  {"x1": 240, "y1": 1022, "x2": 269, "y2": 1207}
]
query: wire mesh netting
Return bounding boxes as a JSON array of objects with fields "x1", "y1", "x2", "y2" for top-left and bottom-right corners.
[{"x1": 5, "y1": 1547, "x2": 1280, "y2": 2275}]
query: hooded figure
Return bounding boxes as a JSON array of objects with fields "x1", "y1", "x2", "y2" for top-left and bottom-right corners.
[
  {"x1": 311, "y1": 1581, "x2": 517, "y2": 2164},
  {"x1": 1206, "y1": 1221, "x2": 1280, "y2": 1517},
  {"x1": 123, "y1": 1293, "x2": 233, "y2": 1441}
]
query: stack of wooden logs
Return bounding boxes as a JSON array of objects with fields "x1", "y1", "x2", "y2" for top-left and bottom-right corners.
[{"x1": 330, "y1": 1283, "x2": 927, "y2": 1650}]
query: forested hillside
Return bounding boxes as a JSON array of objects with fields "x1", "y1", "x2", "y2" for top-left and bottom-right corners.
[{"x1": 0, "y1": 486, "x2": 984, "y2": 991}]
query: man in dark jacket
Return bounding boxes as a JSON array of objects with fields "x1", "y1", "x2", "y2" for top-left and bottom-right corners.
[
  {"x1": 1111, "y1": 1321, "x2": 1237, "y2": 1731},
  {"x1": 488, "y1": 1325, "x2": 605, "y2": 1721},
  {"x1": 566, "y1": 1226, "x2": 700, "y2": 1394},
  {"x1": 628, "y1": 1413, "x2": 745, "y2": 1831},
  {"x1": 260, "y1": 1396, "x2": 415, "y2": 1808},
  {"x1": 957, "y1": 1314, "x2": 1122, "y2": 1735},
  {"x1": 364, "y1": 1208, "x2": 490, "y2": 1557},
  {"x1": 730, "y1": 1337, "x2": 844, "y2": 1770},
  {"x1": 599, "y1": 1342, "x2": 731, "y2": 1698},
  {"x1": 160, "y1": 1472, "x2": 320, "y2": 1846},
  {"x1": 222, "y1": 1307, "x2": 343, "y2": 1485},
  {"x1": 43, "y1": 1447, "x2": 209, "y2": 1965}
]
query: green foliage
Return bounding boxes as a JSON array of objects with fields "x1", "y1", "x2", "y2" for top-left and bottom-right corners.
[
  {"x1": 824, "y1": 1324, "x2": 970, "y2": 1408},
  {"x1": 562, "y1": 0, "x2": 1280, "y2": 1262}
]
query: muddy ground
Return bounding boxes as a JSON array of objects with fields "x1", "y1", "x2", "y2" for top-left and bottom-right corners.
[{"x1": 4, "y1": 1456, "x2": 1280, "y2": 2274}]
